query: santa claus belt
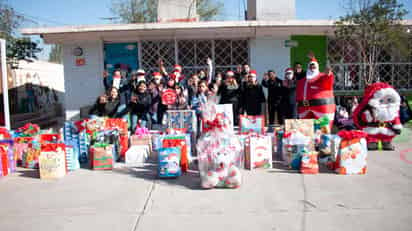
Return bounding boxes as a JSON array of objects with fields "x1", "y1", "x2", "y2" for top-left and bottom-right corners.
[
  {"x1": 298, "y1": 98, "x2": 335, "y2": 107},
  {"x1": 367, "y1": 122, "x2": 393, "y2": 128}
]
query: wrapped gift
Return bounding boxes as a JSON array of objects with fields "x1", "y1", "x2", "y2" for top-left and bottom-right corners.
[
  {"x1": 163, "y1": 110, "x2": 197, "y2": 134},
  {"x1": 245, "y1": 135, "x2": 272, "y2": 170},
  {"x1": 125, "y1": 145, "x2": 150, "y2": 166},
  {"x1": 78, "y1": 131, "x2": 90, "y2": 164},
  {"x1": 90, "y1": 143, "x2": 113, "y2": 170},
  {"x1": 0, "y1": 127, "x2": 11, "y2": 140},
  {"x1": 16, "y1": 123, "x2": 40, "y2": 137},
  {"x1": 197, "y1": 101, "x2": 242, "y2": 189},
  {"x1": 22, "y1": 143, "x2": 41, "y2": 169},
  {"x1": 300, "y1": 151, "x2": 319, "y2": 174},
  {"x1": 105, "y1": 118, "x2": 129, "y2": 157},
  {"x1": 39, "y1": 134, "x2": 61, "y2": 144},
  {"x1": 335, "y1": 131, "x2": 368, "y2": 175},
  {"x1": 239, "y1": 115, "x2": 265, "y2": 134},
  {"x1": 39, "y1": 144, "x2": 66, "y2": 179},
  {"x1": 65, "y1": 145, "x2": 80, "y2": 171},
  {"x1": 215, "y1": 104, "x2": 234, "y2": 132},
  {"x1": 130, "y1": 135, "x2": 152, "y2": 152},
  {"x1": 282, "y1": 129, "x2": 313, "y2": 170},
  {"x1": 0, "y1": 140, "x2": 15, "y2": 174},
  {"x1": 158, "y1": 147, "x2": 181, "y2": 178},
  {"x1": 1, "y1": 146, "x2": 9, "y2": 176}
]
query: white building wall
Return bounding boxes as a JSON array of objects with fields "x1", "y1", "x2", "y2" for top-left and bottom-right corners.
[
  {"x1": 62, "y1": 41, "x2": 104, "y2": 120},
  {"x1": 250, "y1": 37, "x2": 291, "y2": 81}
]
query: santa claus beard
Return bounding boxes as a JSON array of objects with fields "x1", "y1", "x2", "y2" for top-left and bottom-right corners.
[
  {"x1": 306, "y1": 69, "x2": 319, "y2": 80},
  {"x1": 372, "y1": 105, "x2": 399, "y2": 122}
]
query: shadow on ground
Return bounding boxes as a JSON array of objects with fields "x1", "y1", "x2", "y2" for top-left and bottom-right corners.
[{"x1": 112, "y1": 160, "x2": 204, "y2": 190}]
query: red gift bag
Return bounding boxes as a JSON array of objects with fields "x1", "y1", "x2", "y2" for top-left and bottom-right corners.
[
  {"x1": 40, "y1": 134, "x2": 61, "y2": 144},
  {"x1": 162, "y1": 138, "x2": 188, "y2": 173}
]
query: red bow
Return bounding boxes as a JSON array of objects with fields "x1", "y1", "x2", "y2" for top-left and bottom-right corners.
[{"x1": 203, "y1": 114, "x2": 227, "y2": 133}]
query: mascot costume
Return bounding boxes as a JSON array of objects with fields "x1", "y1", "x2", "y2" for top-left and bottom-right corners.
[
  {"x1": 296, "y1": 53, "x2": 336, "y2": 127},
  {"x1": 353, "y1": 82, "x2": 402, "y2": 150}
]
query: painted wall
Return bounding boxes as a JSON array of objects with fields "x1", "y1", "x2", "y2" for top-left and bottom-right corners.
[
  {"x1": 62, "y1": 41, "x2": 104, "y2": 120},
  {"x1": 250, "y1": 37, "x2": 291, "y2": 81},
  {"x1": 290, "y1": 35, "x2": 327, "y2": 72}
]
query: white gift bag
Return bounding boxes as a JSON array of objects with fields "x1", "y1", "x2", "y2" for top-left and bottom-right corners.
[{"x1": 125, "y1": 145, "x2": 150, "y2": 166}]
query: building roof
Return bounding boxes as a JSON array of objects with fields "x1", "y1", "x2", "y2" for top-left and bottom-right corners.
[{"x1": 21, "y1": 19, "x2": 412, "y2": 44}]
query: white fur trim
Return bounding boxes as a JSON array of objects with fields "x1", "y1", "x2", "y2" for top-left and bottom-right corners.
[
  {"x1": 393, "y1": 124, "x2": 403, "y2": 130},
  {"x1": 364, "y1": 110, "x2": 373, "y2": 122},
  {"x1": 369, "y1": 88, "x2": 401, "y2": 108},
  {"x1": 363, "y1": 127, "x2": 395, "y2": 136},
  {"x1": 299, "y1": 110, "x2": 335, "y2": 121}
]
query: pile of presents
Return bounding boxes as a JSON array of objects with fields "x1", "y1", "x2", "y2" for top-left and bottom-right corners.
[{"x1": 0, "y1": 102, "x2": 368, "y2": 187}]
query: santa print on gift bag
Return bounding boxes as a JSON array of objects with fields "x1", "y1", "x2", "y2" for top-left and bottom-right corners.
[
  {"x1": 245, "y1": 136, "x2": 272, "y2": 170},
  {"x1": 300, "y1": 151, "x2": 319, "y2": 174},
  {"x1": 162, "y1": 89, "x2": 177, "y2": 105},
  {"x1": 39, "y1": 144, "x2": 67, "y2": 179},
  {"x1": 239, "y1": 115, "x2": 265, "y2": 135},
  {"x1": 335, "y1": 130, "x2": 368, "y2": 175},
  {"x1": 162, "y1": 137, "x2": 188, "y2": 173}
]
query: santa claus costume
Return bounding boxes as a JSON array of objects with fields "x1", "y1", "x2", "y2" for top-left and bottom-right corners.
[
  {"x1": 296, "y1": 57, "x2": 336, "y2": 126},
  {"x1": 353, "y1": 82, "x2": 402, "y2": 150}
]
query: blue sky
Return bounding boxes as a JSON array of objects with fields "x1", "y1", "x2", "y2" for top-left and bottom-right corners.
[{"x1": 7, "y1": 0, "x2": 412, "y2": 60}]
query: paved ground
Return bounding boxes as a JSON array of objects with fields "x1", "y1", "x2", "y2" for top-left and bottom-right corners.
[{"x1": 1, "y1": 129, "x2": 412, "y2": 231}]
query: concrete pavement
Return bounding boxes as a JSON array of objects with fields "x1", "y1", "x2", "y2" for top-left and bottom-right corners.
[{"x1": 1, "y1": 131, "x2": 412, "y2": 231}]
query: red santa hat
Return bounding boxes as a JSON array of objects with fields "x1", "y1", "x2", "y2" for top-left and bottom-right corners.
[
  {"x1": 249, "y1": 70, "x2": 257, "y2": 77},
  {"x1": 152, "y1": 72, "x2": 161, "y2": 78},
  {"x1": 353, "y1": 82, "x2": 400, "y2": 128},
  {"x1": 308, "y1": 57, "x2": 319, "y2": 70},
  {"x1": 285, "y1": 68, "x2": 294, "y2": 74},
  {"x1": 137, "y1": 69, "x2": 145, "y2": 75},
  {"x1": 226, "y1": 70, "x2": 235, "y2": 77},
  {"x1": 173, "y1": 64, "x2": 182, "y2": 73}
]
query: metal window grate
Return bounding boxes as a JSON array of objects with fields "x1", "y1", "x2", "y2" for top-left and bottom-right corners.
[
  {"x1": 328, "y1": 37, "x2": 412, "y2": 90},
  {"x1": 141, "y1": 39, "x2": 249, "y2": 78}
]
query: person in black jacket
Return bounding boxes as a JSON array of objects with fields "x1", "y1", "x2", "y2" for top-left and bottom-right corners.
[
  {"x1": 219, "y1": 70, "x2": 241, "y2": 125},
  {"x1": 282, "y1": 68, "x2": 298, "y2": 119},
  {"x1": 129, "y1": 81, "x2": 152, "y2": 132},
  {"x1": 262, "y1": 70, "x2": 285, "y2": 125},
  {"x1": 241, "y1": 70, "x2": 266, "y2": 116},
  {"x1": 89, "y1": 87, "x2": 121, "y2": 118}
]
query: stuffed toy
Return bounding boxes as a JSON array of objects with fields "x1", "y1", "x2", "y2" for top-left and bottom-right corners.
[{"x1": 353, "y1": 82, "x2": 402, "y2": 150}]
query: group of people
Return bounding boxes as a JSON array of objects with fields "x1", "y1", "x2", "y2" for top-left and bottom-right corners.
[{"x1": 89, "y1": 56, "x2": 329, "y2": 132}]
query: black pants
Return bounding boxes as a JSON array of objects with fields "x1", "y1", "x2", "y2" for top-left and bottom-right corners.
[{"x1": 268, "y1": 102, "x2": 285, "y2": 125}]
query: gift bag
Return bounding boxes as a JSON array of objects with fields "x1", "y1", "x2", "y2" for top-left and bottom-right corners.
[
  {"x1": 39, "y1": 144, "x2": 66, "y2": 179},
  {"x1": 1, "y1": 146, "x2": 9, "y2": 176},
  {"x1": 335, "y1": 131, "x2": 368, "y2": 175},
  {"x1": 126, "y1": 145, "x2": 150, "y2": 166},
  {"x1": 158, "y1": 147, "x2": 181, "y2": 178},
  {"x1": 300, "y1": 151, "x2": 319, "y2": 174},
  {"x1": 39, "y1": 134, "x2": 61, "y2": 144},
  {"x1": 245, "y1": 135, "x2": 272, "y2": 170},
  {"x1": 130, "y1": 135, "x2": 152, "y2": 152},
  {"x1": 90, "y1": 144, "x2": 113, "y2": 170},
  {"x1": 239, "y1": 115, "x2": 265, "y2": 134},
  {"x1": 161, "y1": 135, "x2": 189, "y2": 172},
  {"x1": 22, "y1": 144, "x2": 41, "y2": 169},
  {"x1": 0, "y1": 140, "x2": 15, "y2": 174}
]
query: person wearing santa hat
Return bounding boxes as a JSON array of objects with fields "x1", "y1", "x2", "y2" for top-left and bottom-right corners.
[
  {"x1": 282, "y1": 68, "x2": 298, "y2": 119},
  {"x1": 219, "y1": 70, "x2": 241, "y2": 125},
  {"x1": 241, "y1": 70, "x2": 266, "y2": 116},
  {"x1": 353, "y1": 82, "x2": 403, "y2": 150},
  {"x1": 296, "y1": 52, "x2": 336, "y2": 127}
]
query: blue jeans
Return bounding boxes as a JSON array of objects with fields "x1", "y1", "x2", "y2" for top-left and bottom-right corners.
[{"x1": 130, "y1": 113, "x2": 149, "y2": 133}]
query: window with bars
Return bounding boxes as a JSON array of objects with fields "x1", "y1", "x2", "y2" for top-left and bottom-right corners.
[
  {"x1": 140, "y1": 39, "x2": 249, "y2": 78},
  {"x1": 328, "y1": 37, "x2": 412, "y2": 91}
]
